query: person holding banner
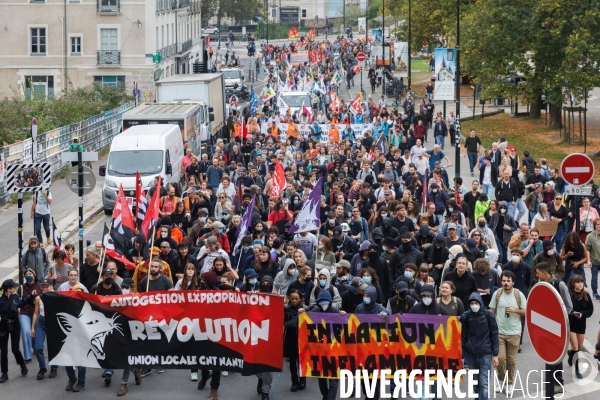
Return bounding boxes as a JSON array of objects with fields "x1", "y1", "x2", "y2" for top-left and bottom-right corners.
[{"x1": 284, "y1": 289, "x2": 307, "y2": 392}]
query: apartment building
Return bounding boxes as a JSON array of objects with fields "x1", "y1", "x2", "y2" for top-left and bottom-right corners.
[{"x1": 0, "y1": 0, "x2": 203, "y2": 99}]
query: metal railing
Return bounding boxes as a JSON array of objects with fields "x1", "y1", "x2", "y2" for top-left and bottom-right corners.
[
  {"x1": 97, "y1": 50, "x2": 121, "y2": 65},
  {"x1": 179, "y1": 39, "x2": 192, "y2": 54},
  {"x1": 0, "y1": 101, "x2": 136, "y2": 203},
  {"x1": 178, "y1": 0, "x2": 189, "y2": 8},
  {"x1": 156, "y1": 0, "x2": 191, "y2": 12},
  {"x1": 159, "y1": 43, "x2": 177, "y2": 59},
  {"x1": 190, "y1": 1, "x2": 200, "y2": 12},
  {"x1": 97, "y1": 0, "x2": 120, "y2": 14}
]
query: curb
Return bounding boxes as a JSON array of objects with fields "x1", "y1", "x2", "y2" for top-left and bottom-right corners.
[{"x1": 0, "y1": 201, "x2": 106, "y2": 285}]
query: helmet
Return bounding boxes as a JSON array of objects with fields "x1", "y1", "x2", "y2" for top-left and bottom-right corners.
[{"x1": 72, "y1": 137, "x2": 79, "y2": 142}]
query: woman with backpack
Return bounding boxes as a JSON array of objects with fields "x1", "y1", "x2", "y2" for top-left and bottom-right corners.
[{"x1": 437, "y1": 280, "x2": 465, "y2": 316}]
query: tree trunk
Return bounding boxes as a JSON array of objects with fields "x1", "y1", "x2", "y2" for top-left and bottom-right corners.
[
  {"x1": 548, "y1": 103, "x2": 562, "y2": 129},
  {"x1": 529, "y1": 101, "x2": 541, "y2": 119}
]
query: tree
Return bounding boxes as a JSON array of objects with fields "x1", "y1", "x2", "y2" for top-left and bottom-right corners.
[{"x1": 461, "y1": 0, "x2": 600, "y2": 128}]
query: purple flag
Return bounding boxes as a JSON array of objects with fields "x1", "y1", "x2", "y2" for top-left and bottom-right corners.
[
  {"x1": 233, "y1": 194, "x2": 256, "y2": 255},
  {"x1": 289, "y1": 177, "x2": 322, "y2": 234}
]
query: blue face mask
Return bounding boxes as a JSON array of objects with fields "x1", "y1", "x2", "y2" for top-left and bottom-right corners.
[
  {"x1": 362, "y1": 276, "x2": 372, "y2": 285},
  {"x1": 219, "y1": 228, "x2": 226, "y2": 233},
  {"x1": 318, "y1": 245, "x2": 324, "y2": 250},
  {"x1": 243, "y1": 246, "x2": 251, "y2": 251},
  {"x1": 249, "y1": 279, "x2": 257, "y2": 285},
  {"x1": 199, "y1": 217, "x2": 207, "y2": 223},
  {"x1": 349, "y1": 286, "x2": 356, "y2": 293},
  {"x1": 404, "y1": 271, "x2": 413, "y2": 279},
  {"x1": 382, "y1": 246, "x2": 388, "y2": 252},
  {"x1": 319, "y1": 279, "x2": 327, "y2": 287},
  {"x1": 448, "y1": 207, "x2": 454, "y2": 212},
  {"x1": 25, "y1": 276, "x2": 34, "y2": 283},
  {"x1": 363, "y1": 297, "x2": 371, "y2": 305}
]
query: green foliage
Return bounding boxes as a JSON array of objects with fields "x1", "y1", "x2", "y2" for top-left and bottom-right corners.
[{"x1": 0, "y1": 82, "x2": 133, "y2": 145}]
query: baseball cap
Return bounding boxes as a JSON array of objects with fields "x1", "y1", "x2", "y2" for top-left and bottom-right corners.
[
  {"x1": 150, "y1": 246, "x2": 160, "y2": 256},
  {"x1": 207, "y1": 236, "x2": 218, "y2": 245},
  {"x1": 395, "y1": 281, "x2": 409, "y2": 292},
  {"x1": 435, "y1": 234, "x2": 446, "y2": 248},
  {"x1": 212, "y1": 221, "x2": 225, "y2": 230},
  {"x1": 335, "y1": 260, "x2": 351, "y2": 269},
  {"x1": 543, "y1": 239, "x2": 554, "y2": 249},
  {"x1": 466, "y1": 238, "x2": 478, "y2": 253},
  {"x1": 430, "y1": 182, "x2": 439, "y2": 189},
  {"x1": 121, "y1": 278, "x2": 134, "y2": 288},
  {"x1": 421, "y1": 284, "x2": 435, "y2": 296},
  {"x1": 199, "y1": 208, "x2": 209, "y2": 215},
  {"x1": 332, "y1": 226, "x2": 343, "y2": 240},
  {"x1": 101, "y1": 268, "x2": 114, "y2": 276},
  {"x1": 239, "y1": 167, "x2": 247, "y2": 173},
  {"x1": 1, "y1": 279, "x2": 19, "y2": 290},
  {"x1": 40, "y1": 278, "x2": 52, "y2": 286},
  {"x1": 29, "y1": 236, "x2": 39, "y2": 243},
  {"x1": 340, "y1": 223, "x2": 350, "y2": 232},
  {"x1": 350, "y1": 277, "x2": 369, "y2": 293},
  {"x1": 447, "y1": 223, "x2": 457, "y2": 230}
]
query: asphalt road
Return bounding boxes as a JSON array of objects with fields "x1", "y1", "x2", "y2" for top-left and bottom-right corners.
[{"x1": 2, "y1": 39, "x2": 599, "y2": 399}]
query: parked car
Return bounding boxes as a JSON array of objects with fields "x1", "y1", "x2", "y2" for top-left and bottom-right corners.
[{"x1": 203, "y1": 26, "x2": 219, "y2": 34}]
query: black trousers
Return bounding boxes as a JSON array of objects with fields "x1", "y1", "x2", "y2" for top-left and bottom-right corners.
[
  {"x1": 0, "y1": 326, "x2": 25, "y2": 374},
  {"x1": 201, "y1": 369, "x2": 221, "y2": 390},
  {"x1": 289, "y1": 355, "x2": 299, "y2": 383}
]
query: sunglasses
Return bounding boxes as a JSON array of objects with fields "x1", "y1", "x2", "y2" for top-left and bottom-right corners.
[{"x1": 555, "y1": 197, "x2": 562, "y2": 200}]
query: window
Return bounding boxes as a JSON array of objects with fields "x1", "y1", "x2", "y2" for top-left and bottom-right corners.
[
  {"x1": 30, "y1": 28, "x2": 46, "y2": 55},
  {"x1": 99, "y1": 0, "x2": 119, "y2": 13},
  {"x1": 70, "y1": 37, "x2": 81, "y2": 55},
  {"x1": 93, "y1": 76, "x2": 125, "y2": 87},
  {"x1": 301, "y1": 9, "x2": 306, "y2": 18},
  {"x1": 25, "y1": 76, "x2": 54, "y2": 98},
  {"x1": 280, "y1": 9, "x2": 299, "y2": 23},
  {"x1": 100, "y1": 28, "x2": 118, "y2": 51}
]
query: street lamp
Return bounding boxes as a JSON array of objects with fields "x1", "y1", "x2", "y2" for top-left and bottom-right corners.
[{"x1": 454, "y1": 0, "x2": 461, "y2": 178}]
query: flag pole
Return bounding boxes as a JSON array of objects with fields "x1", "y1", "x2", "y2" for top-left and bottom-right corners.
[
  {"x1": 145, "y1": 224, "x2": 157, "y2": 293},
  {"x1": 97, "y1": 222, "x2": 113, "y2": 286}
]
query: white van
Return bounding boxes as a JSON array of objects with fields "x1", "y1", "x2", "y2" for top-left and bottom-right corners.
[
  {"x1": 99, "y1": 124, "x2": 184, "y2": 214},
  {"x1": 278, "y1": 91, "x2": 311, "y2": 115},
  {"x1": 221, "y1": 68, "x2": 244, "y2": 88}
]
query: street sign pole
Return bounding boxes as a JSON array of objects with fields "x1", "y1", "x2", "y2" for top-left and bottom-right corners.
[
  {"x1": 31, "y1": 118, "x2": 38, "y2": 163},
  {"x1": 17, "y1": 193, "x2": 23, "y2": 284},
  {"x1": 78, "y1": 150, "x2": 84, "y2": 262}
]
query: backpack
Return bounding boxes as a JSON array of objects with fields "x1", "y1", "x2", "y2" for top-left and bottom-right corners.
[{"x1": 494, "y1": 288, "x2": 523, "y2": 310}]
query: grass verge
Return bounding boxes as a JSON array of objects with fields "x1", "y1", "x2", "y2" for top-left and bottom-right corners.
[{"x1": 462, "y1": 113, "x2": 600, "y2": 181}]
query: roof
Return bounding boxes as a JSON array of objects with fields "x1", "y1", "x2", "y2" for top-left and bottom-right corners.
[
  {"x1": 124, "y1": 103, "x2": 201, "y2": 117},
  {"x1": 117, "y1": 124, "x2": 179, "y2": 137},
  {"x1": 156, "y1": 73, "x2": 223, "y2": 84}
]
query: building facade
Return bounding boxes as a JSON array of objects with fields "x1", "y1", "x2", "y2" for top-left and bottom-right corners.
[{"x1": 0, "y1": 0, "x2": 203, "y2": 100}]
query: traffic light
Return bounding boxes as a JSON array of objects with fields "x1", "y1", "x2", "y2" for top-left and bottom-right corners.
[{"x1": 152, "y1": 51, "x2": 161, "y2": 64}]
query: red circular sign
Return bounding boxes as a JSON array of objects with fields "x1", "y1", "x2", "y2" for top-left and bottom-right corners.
[
  {"x1": 356, "y1": 52, "x2": 366, "y2": 62},
  {"x1": 526, "y1": 282, "x2": 569, "y2": 365},
  {"x1": 560, "y1": 153, "x2": 595, "y2": 186}
]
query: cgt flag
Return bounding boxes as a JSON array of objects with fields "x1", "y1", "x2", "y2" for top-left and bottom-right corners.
[
  {"x1": 288, "y1": 27, "x2": 298, "y2": 39},
  {"x1": 44, "y1": 290, "x2": 283, "y2": 373},
  {"x1": 232, "y1": 194, "x2": 256, "y2": 255},
  {"x1": 289, "y1": 177, "x2": 322, "y2": 234},
  {"x1": 52, "y1": 218, "x2": 64, "y2": 251},
  {"x1": 349, "y1": 94, "x2": 362, "y2": 115}
]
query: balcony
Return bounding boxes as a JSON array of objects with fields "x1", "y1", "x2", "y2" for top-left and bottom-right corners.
[
  {"x1": 190, "y1": 1, "x2": 200, "y2": 13},
  {"x1": 178, "y1": 39, "x2": 192, "y2": 55},
  {"x1": 156, "y1": 0, "x2": 190, "y2": 12},
  {"x1": 97, "y1": 50, "x2": 121, "y2": 66},
  {"x1": 158, "y1": 44, "x2": 177, "y2": 60},
  {"x1": 179, "y1": 0, "x2": 190, "y2": 8},
  {"x1": 97, "y1": 0, "x2": 120, "y2": 14}
]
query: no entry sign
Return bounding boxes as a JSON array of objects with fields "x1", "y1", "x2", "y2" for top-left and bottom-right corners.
[
  {"x1": 356, "y1": 52, "x2": 366, "y2": 62},
  {"x1": 526, "y1": 282, "x2": 569, "y2": 365},
  {"x1": 560, "y1": 153, "x2": 595, "y2": 186}
]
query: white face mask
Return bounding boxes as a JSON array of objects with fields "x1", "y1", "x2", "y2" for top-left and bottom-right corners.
[
  {"x1": 321, "y1": 304, "x2": 329, "y2": 311},
  {"x1": 470, "y1": 304, "x2": 481, "y2": 313},
  {"x1": 547, "y1": 250, "x2": 554, "y2": 256},
  {"x1": 422, "y1": 297, "x2": 432, "y2": 306},
  {"x1": 380, "y1": 213, "x2": 388, "y2": 218},
  {"x1": 122, "y1": 288, "x2": 131, "y2": 294},
  {"x1": 161, "y1": 232, "x2": 168, "y2": 238},
  {"x1": 511, "y1": 255, "x2": 520, "y2": 263}
]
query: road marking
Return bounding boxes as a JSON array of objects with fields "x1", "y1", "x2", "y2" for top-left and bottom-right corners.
[
  {"x1": 531, "y1": 311, "x2": 561, "y2": 337},
  {"x1": 565, "y1": 167, "x2": 591, "y2": 173}
]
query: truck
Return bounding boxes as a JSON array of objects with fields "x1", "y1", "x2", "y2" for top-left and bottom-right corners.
[
  {"x1": 99, "y1": 124, "x2": 184, "y2": 214},
  {"x1": 278, "y1": 91, "x2": 312, "y2": 115},
  {"x1": 122, "y1": 102, "x2": 209, "y2": 156},
  {"x1": 155, "y1": 73, "x2": 226, "y2": 142}
]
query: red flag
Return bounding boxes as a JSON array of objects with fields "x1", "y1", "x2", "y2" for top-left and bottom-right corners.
[
  {"x1": 349, "y1": 94, "x2": 362, "y2": 115},
  {"x1": 141, "y1": 176, "x2": 161, "y2": 243},
  {"x1": 241, "y1": 118, "x2": 248, "y2": 140},
  {"x1": 271, "y1": 162, "x2": 287, "y2": 199},
  {"x1": 102, "y1": 223, "x2": 138, "y2": 270},
  {"x1": 113, "y1": 184, "x2": 137, "y2": 240},
  {"x1": 352, "y1": 65, "x2": 361, "y2": 74}
]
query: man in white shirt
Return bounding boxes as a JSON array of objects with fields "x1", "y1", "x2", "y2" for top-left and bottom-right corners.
[{"x1": 196, "y1": 236, "x2": 231, "y2": 273}]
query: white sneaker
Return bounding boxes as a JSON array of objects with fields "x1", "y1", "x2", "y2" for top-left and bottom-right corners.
[
  {"x1": 506, "y1": 385, "x2": 514, "y2": 396},
  {"x1": 222, "y1": 371, "x2": 228, "y2": 376},
  {"x1": 494, "y1": 383, "x2": 502, "y2": 392},
  {"x1": 191, "y1": 372, "x2": 198, "y2": 381}
]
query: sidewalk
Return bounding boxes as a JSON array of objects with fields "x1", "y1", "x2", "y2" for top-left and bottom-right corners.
[{"x1": 0, "y1": 157, "x2": 107, "y2": 280}]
